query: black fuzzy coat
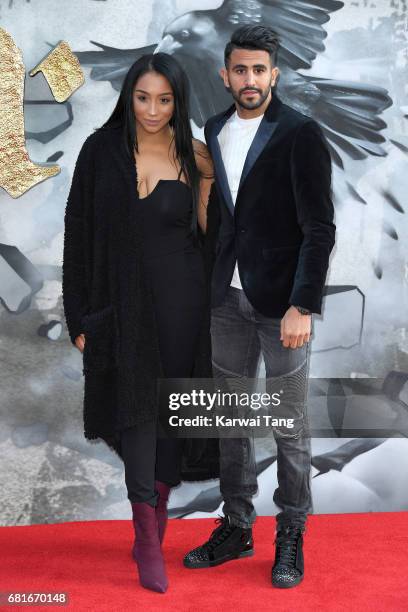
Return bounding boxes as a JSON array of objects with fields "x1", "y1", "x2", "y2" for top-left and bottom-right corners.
[{"x1": 62, "y1": 125, "x2": 219, "y2": 480}]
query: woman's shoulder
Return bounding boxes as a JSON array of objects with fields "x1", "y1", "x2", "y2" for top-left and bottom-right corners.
[
  {"x1": 192, "y1": 138, "x2": 210, "y2": 157},
  {"x1": 84, "y1": 125, "x2": 122, "y2": 149},
  {"x1": 192, "y1": 138, "x2": 213, "y2": 176},
  {"x1": 75, "y1": 125, "x2": 123, "y2": 169}
]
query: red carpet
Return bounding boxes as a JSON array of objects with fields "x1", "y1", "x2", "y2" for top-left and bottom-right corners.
[{"x1": 1, "y1": 513, "x2": 408, "y2": 611}]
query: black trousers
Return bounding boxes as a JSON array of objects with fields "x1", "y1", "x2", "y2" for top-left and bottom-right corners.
[
  {"x1": 121, "y1": 421, "x2": 184, "y2": 506},
  {"x1": 120, "y1": 254, "x2": 205, "y2": 506}
]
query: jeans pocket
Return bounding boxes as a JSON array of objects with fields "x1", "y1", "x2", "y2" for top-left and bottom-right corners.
[{"x1": 81, "y1": 305, "x2": 119, "y2": 373}]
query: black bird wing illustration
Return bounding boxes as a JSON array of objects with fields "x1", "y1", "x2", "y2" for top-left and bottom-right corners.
[
  {"x1": 74, "y1": 0, "x2": 392, "y2": 167},
  {"x1": 213, "y1": 0, "x2": 344, "y2": 71},
  {"x1": 156, "y1": 0, "x2": 345, "y2": 126},
  {"x1": 288, "y1": 74, "x2": 392, "y2": 168},
  {"x1": 312, "y1": 439, "x2": 387, "y2": 476},
  {"x1": 75, "y1": 41, "x2": 158, "y2": 91}
]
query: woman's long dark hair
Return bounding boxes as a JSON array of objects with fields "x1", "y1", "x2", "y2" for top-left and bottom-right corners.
[{"x1": 100, "y1": 52, "x2": 200, "y2": 234}]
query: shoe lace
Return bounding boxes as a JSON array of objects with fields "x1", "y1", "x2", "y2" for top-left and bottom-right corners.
[
  {"x1": 204, "y1": 515, "x2": 234, "y2": 552},
  {"x1": 274, "y1": 520, "x2": 304, "y2": 567}
]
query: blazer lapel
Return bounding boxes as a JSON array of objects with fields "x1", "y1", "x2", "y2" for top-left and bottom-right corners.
[
  {"x1": 207, "y1": 104, "x2": 236, "y2": 216},
  {"x1": 237, "y1": 94, "x2": 282, "y2": 194},
  {"x1": 207, "y1": 94, "x2": 283, "y2": 215}
]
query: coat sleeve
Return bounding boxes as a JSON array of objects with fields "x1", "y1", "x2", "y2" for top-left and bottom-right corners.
[
  {"x1": 62, "y1": 135, "x2": 95, "y2": 345},
  {"x1": 289, "y1": 120, "x2": 336, "y2": 314}
]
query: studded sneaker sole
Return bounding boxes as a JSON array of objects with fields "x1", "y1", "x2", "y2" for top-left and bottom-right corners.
[
  {"x1": 272, "y1": 572, "x2": 304, "y2": 588},
  {"x1": 183, "y1": 545, "x2": 254, "y2": 569}
]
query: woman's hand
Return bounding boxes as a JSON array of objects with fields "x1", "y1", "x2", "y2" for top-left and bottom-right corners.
[{"x1": 74, "y1": 333, "x2": 85, "y2": 352}]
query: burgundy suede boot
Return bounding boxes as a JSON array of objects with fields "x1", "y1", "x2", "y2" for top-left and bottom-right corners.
[
  {"x1": 155, "y1": 481, "x2": 171, "y2": 545},
  {"x1": 131, "y1": 502, "x2": 168, "y2": 593}
]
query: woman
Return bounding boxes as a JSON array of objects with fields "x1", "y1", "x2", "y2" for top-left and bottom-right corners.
[{"x1": 62, "y1": 53, "x2": 219, "y2": 593}]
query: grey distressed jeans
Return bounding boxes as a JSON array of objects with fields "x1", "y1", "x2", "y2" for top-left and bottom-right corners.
[{"x1": 211, "y1": 286, "x2": 313, "y2": 528}]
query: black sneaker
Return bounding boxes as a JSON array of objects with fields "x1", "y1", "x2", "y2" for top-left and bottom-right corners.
[
  {"x1": 271, "y1": 519, "x2": 305, "y2": 588},
  {"x1": 183, "y1": 515, "x2": 254, "y2": 569}
]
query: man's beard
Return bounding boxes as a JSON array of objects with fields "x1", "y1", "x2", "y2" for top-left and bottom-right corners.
[{"x1": 229, "y1": 83, "x2": 272, "y2": 110}]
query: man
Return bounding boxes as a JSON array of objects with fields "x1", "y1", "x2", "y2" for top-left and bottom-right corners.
[{"x1": 183, "y1": 25, "x2": 335, "y2": 588}]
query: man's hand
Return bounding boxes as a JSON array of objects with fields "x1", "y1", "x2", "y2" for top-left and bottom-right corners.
[
  {"x1": 280, "y1": 306, "x2": 311, "y2": 349},
  {"x1": 74, "y1": 333, "x2": 85, "y2": 352}
]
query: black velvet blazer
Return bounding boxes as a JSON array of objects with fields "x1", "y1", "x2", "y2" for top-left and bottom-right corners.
[{"x1": 205, "y1": 93, "x2": 336, "y2": 316}]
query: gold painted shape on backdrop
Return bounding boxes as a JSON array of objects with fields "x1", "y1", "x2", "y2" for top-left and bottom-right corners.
[
  {"x1": 0, "y1": 27, "x2": 59, "y2": 198},
  {"x1": 29, "y1": 40, "x2": 84, "y2": 103}
]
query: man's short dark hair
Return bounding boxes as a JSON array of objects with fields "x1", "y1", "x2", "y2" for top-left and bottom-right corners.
[{"x1": 224, "y1": 25, "x2": 280, "y2": 67}]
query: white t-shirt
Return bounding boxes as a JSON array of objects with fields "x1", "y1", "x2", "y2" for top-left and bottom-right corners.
[{"x1": 217, "y1": 110, "x2": 264, "y2": 290}]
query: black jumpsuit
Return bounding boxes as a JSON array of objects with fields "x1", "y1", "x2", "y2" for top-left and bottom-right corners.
[{"x1": 120, "y1": 178, "x2": 207, "y2": 506}]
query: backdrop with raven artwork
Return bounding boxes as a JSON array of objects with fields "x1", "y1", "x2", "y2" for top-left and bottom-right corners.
[{"x1": 0, "y1": 0, "x2": 407, "y2": 525}]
